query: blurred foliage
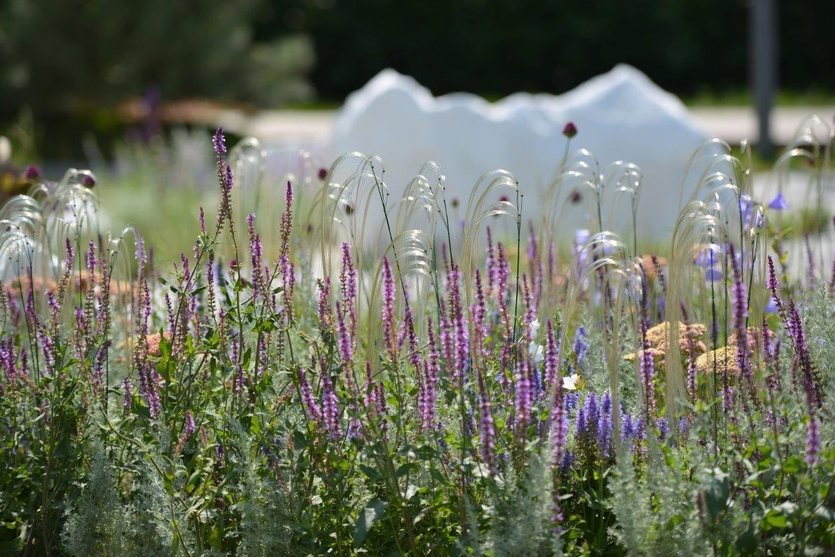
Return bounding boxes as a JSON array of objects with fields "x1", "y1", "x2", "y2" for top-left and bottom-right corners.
[
  {"x1": 0, "y1": 0, "x2": 314, "y2": 116},
  {"x1": 255, "y1": 0, "x2": 834, "y2": 101}
]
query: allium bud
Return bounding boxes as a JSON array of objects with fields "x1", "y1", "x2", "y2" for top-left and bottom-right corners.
[
  {"x1": 562, "y1": 122, "x2": 578, "y2": 138},
  {"x1": 24, "y1": 164, "x2": 41, "y2": 182}
]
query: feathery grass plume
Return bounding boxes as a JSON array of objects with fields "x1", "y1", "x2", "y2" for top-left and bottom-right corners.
[
  {"x1": 599, "y1": 161, "x2": 642, "y2": 257},
  {"x1": 787, "y1": 116, "x2": 833, "y2": 274},
  {"x1": 537, "y1": 148, "x2": 596, "y2": 322},
  {"x1": 313, "y1": 152, "x2": 389, "y2": 288},
  {"x1": 667, "y1": 186, "x2": 737, "y2": 425},
  {"x1": 459, "y1": 168, "x2": 521, "y2": 334}
]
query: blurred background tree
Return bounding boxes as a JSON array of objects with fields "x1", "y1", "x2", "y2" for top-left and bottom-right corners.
[
  {"x1": 0, "y1": 0, "x2": 314, "y2": 109},
  {"x1": 0, "y1": 0, "x2": 314, "y2": 157},
  {"x1": 295, "y1": 0, "x2": 833, "y2": 100},
  {"x1": 0, "y1": 0, "x2": 833, "y2": 159}
]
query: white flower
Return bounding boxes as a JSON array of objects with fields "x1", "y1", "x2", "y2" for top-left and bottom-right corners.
[
  {"x1": 562, "y1": 373, "x2": 580, "y2": 391},
  {"x1": 529, "y1": 342, "x2": 544, "y2": 364},
  {"x1": 528, "y1": 318, "x2": 540, "y2": 339}
]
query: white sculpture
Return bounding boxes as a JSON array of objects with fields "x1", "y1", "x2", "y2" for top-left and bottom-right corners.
[{"x1": 333, "y1": 65, "x2": 711, "y2": 238}]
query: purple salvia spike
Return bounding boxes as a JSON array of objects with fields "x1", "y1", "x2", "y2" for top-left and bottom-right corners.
[
  {"x1": 486, "y1": 226, "x2": 496, "y2": 293},
  {"x1": 185, "y1": 410, "x2": 196, "y2": 436},
  {"x1": 381, "y1": 258, "x2": 397, "y2": 358},
  {"x1": 340, "y1": 242, "x2": 358, "y2": 335},
  {"x1": 550, "y1": 347, "x2": 567, "y2": 467},
  {"x1": 279, "y1": 181, "x2": 294, "y2": 260},
  {"x1": 522, "y1": 274, "x2": 536, "y2": 335},
  {"x1": 514, "y1": 348, "x2": 532, "y2": 436},
  {"x1": 298, "y1": 365, "x2": 322, "y2": 423},
  {"x1": 788, "y1": 300, "x2": 823, "y2": 409},
  {"x1": 199, "y1": 206, "x2": 206, "y2": 236},
  {"x1": 476, "y1": 365, "x2": 497, "y2": 477},
  {"x1": 729, "y1": 244, "x2": 754, "y2": 412},
  {"x1": 767, "y1": 256, "x2": 786, "y2": 319},
  {"x1": 422, "y1": 318, "x2": 440, "y2": 429},
  {"x1": 448, "y1": 265, "x2": 469, "y2": 389},
  {"x1": 123, "y1": 377, "x2": 133, "y2": 413},
  {"x1": 321, "y1": 373, "x2": 341, "y2": 441},
  {"x1": 363, "y1": 361, "x2": 375, "y2": 407},
  {"x1": 403, "y1": 302, "x2": 421, "y2": 371},
  {"x1": 472, "y1": 269, "x2": 488, "y2": 360},
  {"x1": 212, "y1": 128, "x2": 226, "y2": 155},
  {"x1": 318, "y1": 278, "x2": 332, "y2": 336},
  {"x1": 247, "y1": 213, "x2": 264, "y2": 297}
]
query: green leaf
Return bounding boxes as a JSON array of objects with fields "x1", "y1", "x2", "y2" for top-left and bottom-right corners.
[
  {"x1": 393, "y1": 462, "x2": 417, "y2": 479},
  {"x1": 354, "y1": 498, "x2": 387, "y2": 547},
  {"x1": 359, "y1": 464, "x2": 380, "y2": 481},
  {"x1": 764, "y1": 510, "x2": 788, "y2": 529},
  {"x1": 701, "y1": 468, "x2": 729, "y2": 521}
]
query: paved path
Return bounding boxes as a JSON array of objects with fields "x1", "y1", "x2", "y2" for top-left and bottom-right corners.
[{"x1": 204, "y1": 106, "x2": 835, "y2": 147}]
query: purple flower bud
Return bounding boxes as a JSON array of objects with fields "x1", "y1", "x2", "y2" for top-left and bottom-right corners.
[
  {"x1": 24, "y1": 164, "x2": 41, "y2": 182},
  {"x1": 82, "y1": 173, "x2": 96, "y2": 187},
  {"x1": 562, "y1": 122, "x2": 578, "y2": 139}
]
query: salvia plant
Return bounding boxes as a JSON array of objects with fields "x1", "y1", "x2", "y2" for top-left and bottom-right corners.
[{"x1": 0, "y1": 119, "x2": 834, "y2": 556}]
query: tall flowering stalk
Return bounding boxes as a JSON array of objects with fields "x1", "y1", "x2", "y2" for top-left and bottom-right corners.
[
  {"x1": 638, "y1": 273, "x2": 656, "y2": 422},
  {"x1": 420, "y1": 317, "x2": 440, "y2": 430},
  {"x1": 729, "y1": 244, "x2": 755, "y2": 412},
  {"x1": 321, "y1": 373, "x2": 341, "y2": 442},
  {"x1": 279, "y1": 181, "x2": 295, "y2": 326},
  {"x1": 213, "y1": 128, "x2": 234, "y2": 235},
  {"x1": 447, "y1": 265, "x2": 468, "y2": 390},
  {"x1": 549, "y1": 317, "x2": 568, "y2": 532},
  {"x1": 475, "y1": 363, "x2": 497, "y2": 477},
  {"x1": 381, "y1": 258, "x2": 397, "y2": 360},
  {"x1": 340, "y1": 243, "x2": 358, "y2": 336}
]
